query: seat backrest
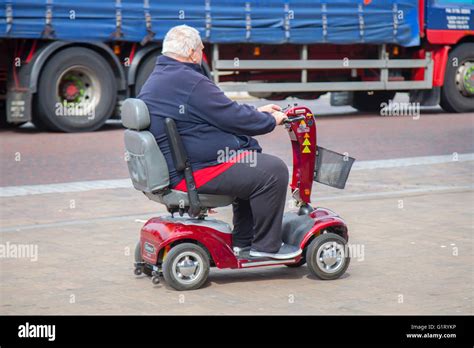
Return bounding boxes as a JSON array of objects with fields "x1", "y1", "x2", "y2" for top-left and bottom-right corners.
[{"x1": 122, "y1": 98, "x2": 169, "y2": 193}]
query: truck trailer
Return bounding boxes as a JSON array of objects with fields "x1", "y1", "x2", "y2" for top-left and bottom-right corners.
[{"x1": 0, "y1": 0, "x2": 473, "y2": 132}]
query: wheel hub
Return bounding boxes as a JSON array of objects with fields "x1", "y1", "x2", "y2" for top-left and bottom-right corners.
[
  {"x1": 172, "y1": 251, "x2": 203, "y2": 283},
  {"x1": 56, "y1": 65, "x2": 100, "y2": 110},
  {"x1": 177, "y1": 257, "x2": 198, "y2": 278},
  {"x1": 62, "y1": 82, "x2": 80, "y2": 101},
  {"x1": 316, "y1": 241, "x2": 345, "y2": 274},
  {"x1": 321, "y1": 248, "x2": 338, "y2": 267},
  {"x1": 455, "y1": 61, "x2": 474, "y2": 97}
]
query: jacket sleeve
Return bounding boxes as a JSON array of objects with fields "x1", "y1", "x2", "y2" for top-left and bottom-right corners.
[{"x1": 187, "y1": 77, "x2": 276, "y2": 136}]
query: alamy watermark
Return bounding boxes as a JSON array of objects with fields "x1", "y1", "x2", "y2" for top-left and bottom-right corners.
[
  {"x1": 380, "y1": 100, "x2": 420, "y2": 119},
  {"x1": 18, "y1": 322, "x2": 55, "y2": 341},
  {"x1": 0, "y1": 242, "x2": 38, "y2": 262},
  {"x1": 55, "y1": 101, "x2": 95, "y2": 120},
  {"x1": 216, "y1": 147, "x2": 257, "y2": 167}
]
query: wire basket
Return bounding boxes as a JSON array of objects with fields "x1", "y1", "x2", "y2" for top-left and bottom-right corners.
[{"x1": 314, "y1": 147, "x2": 355, "y2": 189}]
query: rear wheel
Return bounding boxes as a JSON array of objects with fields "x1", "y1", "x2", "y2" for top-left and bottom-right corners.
[
  {"x1": 134, "y1": 52, "x2": 159, "y2": 96},
  {"x1": 440, "y1": 43, "x2": 474, "y2": 113},
  {"x1": 306, "y1": 233, "x2": 350, "y2": 280},
  {"x1": 162, "y1": 243, "x2": 210, "y2": 291},
  {"x1": 351, "y1": 91, "x2": 396, "y2": 113},
  {"x1": 35, "y1": 47, "x2": 117, "y2": 132}
]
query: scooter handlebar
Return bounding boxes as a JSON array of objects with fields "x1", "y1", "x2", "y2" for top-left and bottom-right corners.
[{"x1": 282, "y1": 115, "x2": 306, "y2": 124}]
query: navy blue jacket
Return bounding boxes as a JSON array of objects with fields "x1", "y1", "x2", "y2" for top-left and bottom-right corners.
[{"x1": 138, "y1": 55, "x2": 276, "y2": 188}]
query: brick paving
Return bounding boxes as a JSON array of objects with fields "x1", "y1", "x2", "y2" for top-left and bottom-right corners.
[{"x1": 1, "y1": 161, "x2": 472, "y2": 315}]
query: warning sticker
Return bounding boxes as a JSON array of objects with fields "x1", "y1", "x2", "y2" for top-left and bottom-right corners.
[
  {"x1": 302, "y1": 138, "x2": 311, "y2": 146},
  {"x1": 302, "y1": 146, "x2": 311, "y2": 154}
]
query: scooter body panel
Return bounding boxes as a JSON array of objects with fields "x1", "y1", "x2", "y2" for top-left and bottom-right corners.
[
  {"x1": 140, "y1": 216, "x2": 238, "y2": 269},
  {"x1": 140, "y1": 207, "x2": 348, "y2": 271}
]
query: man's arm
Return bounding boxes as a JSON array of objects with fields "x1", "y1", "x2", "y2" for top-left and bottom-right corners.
[{"x1": 187, "y1": 78, "x2": 277, "y2": 136}]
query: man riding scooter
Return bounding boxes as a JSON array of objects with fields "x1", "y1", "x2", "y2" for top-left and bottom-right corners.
[{"x1": 137, "y1": 25, "x2": 301, "y2": 260}]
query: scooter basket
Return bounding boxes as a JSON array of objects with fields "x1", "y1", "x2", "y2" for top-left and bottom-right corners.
[{"x1": 314, "y1": 147, "x2": 355, "y2": 189}]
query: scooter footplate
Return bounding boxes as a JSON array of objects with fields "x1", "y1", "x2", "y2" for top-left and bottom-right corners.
[{"x1": 236, "y1": 250, "x2": 299, "y2": 268}]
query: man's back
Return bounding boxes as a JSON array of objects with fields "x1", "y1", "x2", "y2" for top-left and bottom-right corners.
[{"x1": 138, "y1": 55, "x2": 276, "y2": 188}]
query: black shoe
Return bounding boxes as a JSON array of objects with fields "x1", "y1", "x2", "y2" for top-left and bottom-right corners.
[{"x1": 249, "y1": 243, "x2": 302, "y2": 260}]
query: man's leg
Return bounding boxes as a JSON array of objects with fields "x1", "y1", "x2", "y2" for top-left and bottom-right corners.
[
  {"x1": 197, "y1": 153, "x2": 289, "y2": 253},
  {"x1": 232, "y1": 198, "x2": 254, "y2": 248}
]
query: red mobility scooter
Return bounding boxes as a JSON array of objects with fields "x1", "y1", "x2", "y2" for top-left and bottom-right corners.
[{"x1": 122, "y1": 99, "x2": 355, "y2": 291}]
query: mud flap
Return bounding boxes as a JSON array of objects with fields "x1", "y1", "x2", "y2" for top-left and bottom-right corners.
[
  {"x1": 6, "y1": 90, "x2": 32, "y2": 123},
  {"x1": 409, "y1": 87, "x2": 440, "y2": 107}
]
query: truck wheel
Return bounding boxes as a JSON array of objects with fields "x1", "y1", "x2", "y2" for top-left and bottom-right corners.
[
  {"x1": 351, "y1": 91, "x2": 396, "y2": 112},
  {"x1": 440, "y1": 43, "x2": 474, "y2": 113},
  {"x1": 35, "y1": 47, "x2": 117, "y2": 132},
  {"x1": 134, "y1": 53, "x2": 159, "y2": 96},
  {"x1": 134, "y1": 241, "x2": 152, "y2": 277},
  {"x1": 306, "y1": 233, "x2": 350, "y2": 280},
  {"x1": 162, "y1": 243, "x2": 210, "y2": 291}
]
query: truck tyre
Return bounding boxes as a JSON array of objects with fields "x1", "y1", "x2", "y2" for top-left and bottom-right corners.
[
  {"x1": 440, "y1": 43, "x2": 474, "y2": 113},
  {"x1": 351, "y1": 91, "x2": 396, "y2": 113},
  {"x1": 35, "y1": 47, "x2": 117, "y2": 132},
  {"x1": 134, "y1": 52, "x2": 159, "y2": 96}
]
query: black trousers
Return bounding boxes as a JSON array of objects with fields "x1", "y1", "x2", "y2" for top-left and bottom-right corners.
[{"x1": 197, "y1": 153, "x2": 289, "y2": 253}]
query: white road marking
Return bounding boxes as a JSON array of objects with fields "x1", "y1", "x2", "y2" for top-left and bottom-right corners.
[
  {"x1": 1, "y1": 184, "x2": 472, "y2": 233},
  {"x1": 352, "y1": 153, "x2": 474, "y2": 170},
  {"x1": 0, "y1": 153, "x2": 473, "y2": 198}
]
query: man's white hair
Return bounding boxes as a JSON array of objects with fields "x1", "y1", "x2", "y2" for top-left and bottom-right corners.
[{"x1": 162, "y1": 25, "x2": 202, "y2": 58}]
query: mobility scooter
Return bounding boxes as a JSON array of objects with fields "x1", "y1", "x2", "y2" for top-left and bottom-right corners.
[{"x1": 122, "y1": 98, "x2": 355, "y2": 291}]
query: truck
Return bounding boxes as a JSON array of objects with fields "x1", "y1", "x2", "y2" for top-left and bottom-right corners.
[{"x1": 0, "y1": 0, "x2": 473, "y2": 132}]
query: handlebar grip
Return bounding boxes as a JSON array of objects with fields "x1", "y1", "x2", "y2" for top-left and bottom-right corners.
[{"x1": 283, "y1": 115, "x2": 306, "y2": 124}]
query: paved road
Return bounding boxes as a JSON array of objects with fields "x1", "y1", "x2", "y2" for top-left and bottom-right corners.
[
  {"x1": 0, "y1": 95, "x2": 473, "y2": 315},
  {"x1": 1, "y1": 94, "x2": 473, "y2": 186}
]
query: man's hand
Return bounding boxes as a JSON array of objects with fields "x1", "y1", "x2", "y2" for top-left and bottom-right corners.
[
  {"x1": 271, "y1": 111, "x2": 287, "y2": 125},
  {"x1": 257, "y1": 104, "x2": 286, "y2": 125},
  {"x1": 258, "y1": 104, "x2": 282, "y2": 114}
]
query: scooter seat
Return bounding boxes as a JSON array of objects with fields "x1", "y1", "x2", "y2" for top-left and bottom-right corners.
[
  {"x1": 122, "y1": 98, "x2": 235, "y2": 211},
  {"x1": 144, "y1": 190, "x2": 234, "y2": 208}
]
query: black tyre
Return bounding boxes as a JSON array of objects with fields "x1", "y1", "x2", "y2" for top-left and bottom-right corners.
[
  {"x1": 35, "y1": 47, "x2": 117, "y2": 132},
  {"x1": 134, "y1": 241, "x2": 152, "y2": 277},
  {"x1": 134, "y1": 52, "x2": 159, "y2": 96},
  {"x1": 162, "y1": 243, "x2": 210, "y2": 291},
  {"x1": 351, "y1": 91, "x2": 396, "y2": 112},
  {"x1": 306, "y1": 233, "x2": 350, "y2": 280},
  {"x1": 440, "y1": 43, "x2": 474, "y2": 113}
]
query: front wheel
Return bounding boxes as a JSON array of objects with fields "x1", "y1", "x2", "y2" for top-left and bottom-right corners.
[
  {"x1": 440, "y1": 43, "x2": 474, "y2": 113},
  {"x1": 162, "y1": 243, "x2": 210, "y2": 291},
  {"x1": 306, "y1": 233, "x2": 350, "y2": 280}
]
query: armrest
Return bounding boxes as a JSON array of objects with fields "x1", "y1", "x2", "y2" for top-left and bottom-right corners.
[{"x1": 164, "y1": 118, "x2": 202, "y2": 217}]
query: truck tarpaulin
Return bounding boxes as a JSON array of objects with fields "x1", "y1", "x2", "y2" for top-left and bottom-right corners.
[{"x1": 0, "y1": 0, "x2": 420, "y2": 46}]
